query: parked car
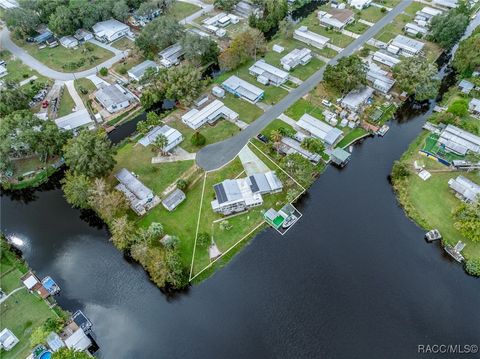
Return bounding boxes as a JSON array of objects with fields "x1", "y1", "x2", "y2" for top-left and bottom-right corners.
[{"x1": 257, "y1": 134, "x2": 269, "y2": 143}]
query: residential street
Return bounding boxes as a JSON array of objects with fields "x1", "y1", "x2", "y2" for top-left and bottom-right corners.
[{"x1": 195, "y1": 0, "x2": 414, "y2": 171}]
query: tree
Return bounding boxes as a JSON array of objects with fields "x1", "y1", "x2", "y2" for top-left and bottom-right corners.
[
  {"x1": 270, "y1": 129, "x2": 282, "y2": 150},
  {"x1": 324, "y1": 55, "x2": 367, "y2": 94},
  {"x1": 30, "y1": 326, "x2": 49, "y2": 346},
  {"x1": 112, "y1": 0, "x2": 129, "y2": 22},
  {"x1": 452, "y1": 28, "x2": 480, "y2": 77},
  {"x1": 0, "y1": 85, "x2": 30, "y2": 117},
  {"x1": 181, "y1": 33, "x2": 220, "y2": 66},
  {"x1": 135, "y1": 15, "x2": 184, "y2": 57},
  {"x1": 453, "y1": 200, "x2": 480, "y2": 243},
  {"x1": 196, "y1": 232, "x2": 210, "y2": 248},
  {"x1": 63, "y1": 130, "x2": 116, "y2": 178},
  {"x1": 152, "y1": 134, "x2": 168, "y2": 154},
  {"x1": 219, "y1": 29, "x2": 267, "y2": 71},
  {"x1": 465, "y1": 258, "x2": 480, "y2": 277},
  {"x1": 391, "y1": 161, "x2": 410, "y2": 180},
  {"x1": 99, "y1": 67, "x2": 108, "y2": 76},
  {"x1": 276, "y1": 18, "x2": 295, "y2": 39},
  {"x1": 429, "y1": 10, "x2": 469, "y2": 50},
  {"x1": 393, "y1": 57, "x2": 439, "y2": 101},
  {"x1": 165, "y1": 247, "x2": 189, "y2": 289},
  {"x1": 88, "y1": 178, "x2": 129, "y2": 223},
  {"x1": 43, "y1": 317, "x2": 64, "y2": 333},
  {"x1": 191, "y1": 131, "x2": 206, "y2": 146},
  {"x1": 62, "y1": 171, "x2": 92, "y2": 209},
  {"x1": 249, "y1": 0, "x2": 288, "y2": 35},
  {"x1": 52, "y1": 348, "x2": 91, "y2": 359},
  {"x1": 48, "y1": 5, "x2": 78, "y2": 36},
  {"x1": 447, "y1": 99, "x2": 469, "y2": 117},
  {"x1": 176, "y1": 179, "x2": 187, "y2": 190},
  {"x1": 4, "y1": 8, "x2": 40, "y2": 38},
  {"x1": 214, "y1": 0, "x2": 239, "y2": 11},
  {"x1": 280, "y1": 153, "x2": 315, "y2": 181},
  {"x1": 110, "y1": 215, "x2": 137, "y2": 250},
  {"x1": 301, "y1": 137, "x2": 324, "y2": 154}
]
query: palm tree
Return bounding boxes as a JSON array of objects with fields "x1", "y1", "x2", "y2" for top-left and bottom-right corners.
[
  {"x1": 152, "y1": 134, "x2": 168, "y2": 155},
  {"x1": 270, "y1": 130, "x2": 282, "y2": 150}
]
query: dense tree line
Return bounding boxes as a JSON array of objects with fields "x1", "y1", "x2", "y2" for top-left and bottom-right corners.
[
  {"x1": 323, "y1": 55, "x2": 367, "y2": 95},
  {"x1": 393, "y1": 57, "x2": 439, "y2": 101},
  {"x1": 249, "y1": 0, "x2": 288, "y2": 36},
  {"x1": 429, "y1": 5, "x2": 469, "y2": 50},
  {"x1": 452, "y1": 27, "x2": 480, "y2": 77},
  {"x1": 219, "y1": 28, "x2": 267, "y2": 71},
  {"x1": 214, "y1": 0, "x2": 239, "y2": 11}
]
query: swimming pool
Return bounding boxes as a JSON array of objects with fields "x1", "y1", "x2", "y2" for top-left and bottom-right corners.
[{"x1": 39, "y1": 351, "x2": 52, "y2": 359}]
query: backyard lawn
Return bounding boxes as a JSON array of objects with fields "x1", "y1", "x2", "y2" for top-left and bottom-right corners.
[
  {"x1": 356, "y1": 6, "x2": 387, "y2": 23},
  {"x1": 222, "y1": 93, "x2": 263, "y2": 123},
  {"x1": 345, "y1": 20, "x2": 370, "y2": 34},
  {"x1": 336, "y1": 127, "x2": 369, "y2": 148},
  {"x1": 57, "y1": 87, "x2": 75, "y2": 117},
  {"x1": 169, "y1": 1, "x2": 200, "y2": 20},
  {"x1": 298, "y1": 13, "x2": 355, "y2": 48},
  {"x1": 15, "y1": 40, "x2": 114, "y2": 72},
  {"x1": 110, "y1": 37, "x2": 135, "y2": 51},
  {"x1": 74, "y1": 78, "x2": 97, "y2": 103},
  {"x1": 285, "y1": 98, "x2": 325, "y2": 120},
  {"x1": 375, "y1": 13, "x2": 412, "y2": 43}
]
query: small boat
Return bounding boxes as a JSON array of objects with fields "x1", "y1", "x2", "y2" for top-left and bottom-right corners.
[
  {"x1": 41, "y1": 276, "x2": 61, "y2": 296},
  {"x1": 425, "y1": 229, "x2": 442, "y2": 242},
  {"x1": 377, "y1": 125, "x2": 389, "y2": 137},
  {"x1": 282, "y1": 215, "x2": 297, "y2": 229}
]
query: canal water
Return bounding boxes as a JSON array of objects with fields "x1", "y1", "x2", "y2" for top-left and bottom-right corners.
[{"x1": 2, "y1": 82, "x2": 479, "y2": 358}]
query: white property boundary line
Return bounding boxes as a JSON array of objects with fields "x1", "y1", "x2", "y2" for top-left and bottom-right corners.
[
  {"x1": 189, "y1": 140, "x2": 308, "y2": 281},
  {"x1": 189, "y1": 172, "x2": 207, "y2": 280}
]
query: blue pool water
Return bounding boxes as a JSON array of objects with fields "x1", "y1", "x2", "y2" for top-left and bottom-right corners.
[{"x1": 39, "y1": 351, "x2": 51, "y2": 359}]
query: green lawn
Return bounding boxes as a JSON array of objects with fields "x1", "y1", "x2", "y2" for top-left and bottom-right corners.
[
  {"x1": 57, "y1": 87, "x2": 75, "y2": 117},
  {"x1": 376, "y1": 0, "x2": 402, "y2": 7},
  {"x1": 394, "y1": 133, "x2": 480, "y2": 263},
  {"x1": 15, "y1": 40, "x2": 114, "y2": 72},
  {"x1": 110, "y1": 37, "x2": 135, "y2": 51},
  {"x1": 298, "y1": 12, "x2": 355, "y2": 48},
  {"x1": 169, "y1": 1, "x2": 200, "y2": 20},
  {"x1": 316, "y1": 46, "x2": 338, "y2": 59},
  {"x1": 336, "y1": 127, "x2": 369, "y2": 148},
  {"x1": 356, "y1": 6, "x2": 387, "y2": 23},
  {"x1": 285, "y1": 98, "x2": 324, "y2": 120},
  {"x1": 404, "y1": 1, "x2": 425, "y2": 15},
  {"x1": 222, "y1": 93, "x2": 263, "y2": 123},
  {"x1": 0, "y1": 244, "x2": 61, "y2": 359},
  {"x1": 375, "y1": 13, "x2": 412, "y2": 43},
  {"x1": 260, "y1": 118, "x2": 295, "y2": 138},
  {"x1": 345, "y1": 20, "x2": 370, "y2": 34},
  {"x1": 74, "y1": 78, "x2": 97, "y2": 105}
]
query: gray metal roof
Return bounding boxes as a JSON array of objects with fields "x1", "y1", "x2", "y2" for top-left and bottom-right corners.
[
  {"x1": 128, "y1": 60, "x2": 158, "y2": 80},
  {"x1": 95, "y1": 84, "x2": 131, "y2": 109},
  {"x1": 115, "y1": 168, "x2": 153, "y2": 201},
  {"x1": 162, "y1": 189, "x2": 186, "y2": 211},
  {"x1": 214, "y1": 180, "x2": 243, "y2": 204}
]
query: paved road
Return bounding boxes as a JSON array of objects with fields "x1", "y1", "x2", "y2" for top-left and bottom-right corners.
[
  {"x1": 196, "y1": 0, "x2": 414, "y2": 171},
  {"x1": 0, "y1": 27, "x2": 128, "y2": 81}
]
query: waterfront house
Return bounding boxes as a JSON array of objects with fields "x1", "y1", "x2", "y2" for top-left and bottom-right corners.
[
  {"x1": 115, "y1": 168, "x2": 160, "y2": 215},
  {"x1": 162, "y1": 188, "x2": 186, "y2": 211},
  {"x1": 46, "y1": 332, "x2": 65, "y2": 352},
  {"x1": 404, "y1": 23, "x2": 428, "y2": 37},
  {"x1": 468, "y1": 98, "x2": 480, "y2": 116},
  {"x1": 181, "y1": 99, "x2": 239, "y2": 130},
  {"x1": 94, "y1": 84, "x2": 135, "y2": 113},
  {"x1": 432, "y1": 0, "x2": 458, "y2": 8},
  {"x1": 459, "y1": 79, "x2": 475, "y2": 94},
  {"x1": 158, "y1": 43, "x2": 184, "y2": 68},
  {"x1": 279, "y1": 136, "x2": 321, "y2": 164},
  {"x1": 348, "y1": 0, "x2": 372, "y2": 10},
  {"x1": 59, "y1": 36, "x2": 78, "y2": 49},
  {"x1": 55, "y1": 109, "x2": 94, "y2": 131},
  {"x1": 280, "y1": 48, "x2": 312, "y2": 71},
  {"x1": 366, "y1": 62, "x2": 395, "y2": 94},
  {"x1": 415, "y1": 6, "x2": 443, "y2": 25},
  {"x1": 318, "y1": 8, "x2": 354, "y2": 30},
  {"x1": 21, "y1": 271, "x2": 50, "y2": 298},
  {"x1": 92, "y1": 19, "x2": 131, "y2": 43},
  {"x1": 438, "y1": 124, "x2": 480, "y2": 155},
  {"x1": 138, "y1": 125, "x2": 183, "y2": 152},
  {"x1": 293, "y1": 26, "x2": 330, "y2": 50},
  {"x1": 222, "y1": 75, "x2": 264, "y2": 104},
  {"x1": 340, "y1": 86, "x2": 374, "y2": 112},
  {"x1": 127, "y1": 60, "x2": 159, "y2": 81},
  {"x1": 62, "y1": 323, "x2": 92, "y2": 352},
  {"x1": 0, "y1": 329, "x2": 19, "y2": 351},
  {"x1": 448, "y1": 176, "x2": 480, "y2": 203},
  {"x1": 248, "y1": 60, "x2": 289, "y2": 86},
  {"x1": 330, "y1": 147, "x2": 351, "y2": 167},
  {"x1": 211, "y1": 171, "x2": 283, "y2": 215},
  {"x1": 296, "y1": 113, "x2": 343, "y2": 147},
  {"x1": 0, "y1": 0, "x2": 18, "y2": 9},
  {"x1": 388, "y1": 35, "x2": 424, "y2": 57}
]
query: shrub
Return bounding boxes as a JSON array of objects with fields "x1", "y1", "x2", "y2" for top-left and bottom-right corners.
[
  {"x1": 380, "y1": 7, "x2": 387, "y2": 13},
  {"x1": 196, "y1": 232, "x2": 210, "y2": 247},
  {"x1": 176, "y1": 179, "x2": 188, "y2": 190},
  {"x1": 447, "y1": 99, "x2": 468, "y2": 117},
  {"x1": 117, "y1": 65, "x2": 127, "y2": 75},
  {"x1": 465, "y1": 258, "x2": 480, "y2": 276},
  {"x1": 99, "y1": 67, "x2": 108, "y2": 76},
  {"x1": 191, "y1": 131, "x2": 206, "y2": 146},
  {"x1": 391, "y1": 161, "x2": 410, "y2": 180}
]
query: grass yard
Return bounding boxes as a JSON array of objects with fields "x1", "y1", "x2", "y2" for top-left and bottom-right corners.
[
  {"x1": 376, "y1": 0, "x2": 402, "y2": 7},
  {"x1": 285, "y1": 98, "x2": 325, "y2": 120},
  {"x1": 298, "y1": 12, "x2": 355, "y2": 48},
  {"x1": 57, "y1": 87, "x2": 75, "y2": 117},
  {"x1": 0, "y1": 244, "x2": 62, "y2": 359},
  {"x1": 423, "y1": 40, "x2": 443, "y2": 63},
  {"x1": 113, "y1": 53, "x2": 144, "y2": 75},
  {"x1": 260, "y1": 118, "x2": 295, "y2": 138},
  {"x1": 356, "y1": 6, "x2": 387, "y2": 23},
  {"x1": 74, "y1": 78, "x2": 97, "y2": 104},
  {"x1": 404, "y1": 1, "x2": 425, "y2": 15},
  {"x1": 15, "y1": 40, "x2": 114, "y2": 72},
  {"x1": 394, "y1": 133, "x2": 480, "y2": 263},
  {"x1": 222, "y1": 93, "x2": 263, "y2": 123},
  {"x1": 375, "y1": 13, "x2": 412, "y2": 43},
  {"x1": 345, "y1": 20, "x2": 370, "y2": 34},
  {"x1": 316, "y1": 46, "x2": 338, "y2": 59},
  {"x1": 169, "y1": 1, "x2": 200, "y2": 20},
  {"x1": 336, "y1": 127, "x2": 369, "y2": 148},
  {"x1": 110, "y1": 37, "x2": 135, "y2": 51}
]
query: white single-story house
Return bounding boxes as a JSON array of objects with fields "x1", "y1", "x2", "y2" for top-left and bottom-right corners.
[
  {"x1": 211, "y1": 171, "x2": 283, "y2": 215},
  {"x1": 367, "y1": 62, "x2": 395, "y2": 94},
  {"x1": 388, "y1": 35, "x2": 425, "y2": 57},
  {"x1": 127, "y1": 60, "x2": 159, "y2": 81},
  {"x1": 138, "y1": 125, "x2": 183, "y2": 152},
  {"x1": 115, "y1": 168, "x2": 160, "y2": 215},
  {"x1": 92, "y1": 19, "x2": 131, "y2": 43},
  {"x1": 432, "y1": 0, "x2": 458, "y2": 8},
  {"x1": 59, "y1": 36, "x2": 78, "y2": 48},
  {"x1": 348, "y1": 0, "x2": 372, "y2": 10},
  {"x1": 158, "y1": 43, "x2": 184, "y2": 68},
  {"x1": 203, "y1": 12, "x2": 238, "y2": 27},
  {"x1": 280, "y1": 136, "x2": 321, "y2": 164},
  {"x1": 55, "y1": 109, "x2": 94, "y2": 131},
  {"x1": 95, "y1": 84, "x2": 135, "y2": 113},
  {"x1": 458, "y1": 79, "x2": 474, "y2": 95},
  {"x1": 222, "y1": 75, "x2": 264, "y2": 103},
  {"x1": 0, "y1": 329, "x2": 19, "y2": 351},
  {"x1": 415, "y1": 6, "x2": 443, "y2": 25},
  {"x1": 296, "y1": 113, "x2": 343, "y2": 147},
  {"x1": 293, "y1": 26, "x2": 330, "y2": 49},
  {"x1": 248, "y1": 60, "x2": 289, "y2": 86},
  {"x1": 438, "y1": 124, "x2": 480, "y2": 155},
  {"x1": 372, "y1": 50, "x2": 401, "y2": 68},
  {"x1": 318, "y1": 8, "x2": 354, "y2": 30},
  {"x1": 64, "y1": 328, "x2": 92, "y2": 352},
  {"x1": 0, "y1": 64, "x2": 8, "y2": 78},
  {"x1": 181, "y1": 99, "x2": 239, "y2": 130},
  {"x1": 0, "y1": 0, "x2": 17, "y2": 9},
  {"x1": 448, "y1": 176, "x2": 480, "y2": 203},
  {"x1": 280, "y1": 48, "x2": 312, "y2": 71},
  {"x1": 341, "y1": 86, "x2": 374, "y2": 112},
  {"x1": 404, "y1": 23, "x2": 428, "y2": 37},
  {"x1": 74, "y1": 29, "x2": 93, "y2": 42},
  {"x1": 468, "y1": 98, "x2": 480, "y2": 116}
]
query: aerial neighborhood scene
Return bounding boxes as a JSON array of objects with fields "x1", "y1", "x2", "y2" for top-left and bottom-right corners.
[{"x1": 0, "y1": 0, "x2": 479, "y2": 357}]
